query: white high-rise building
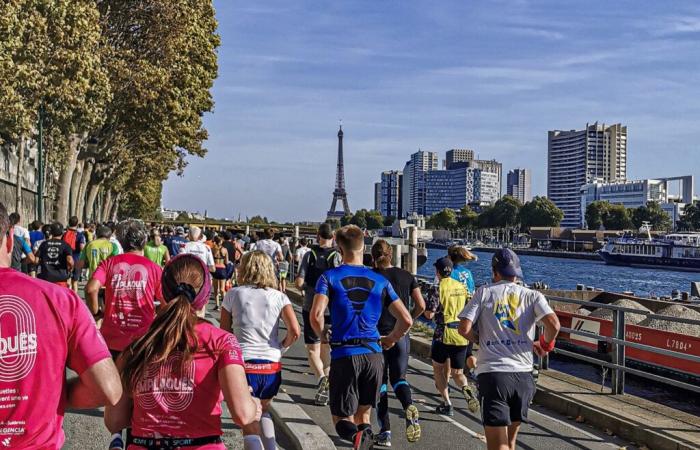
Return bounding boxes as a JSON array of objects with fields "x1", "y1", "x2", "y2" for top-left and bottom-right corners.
[
  {"x1": 507, "y1": 168, "x2": 532, "y2": 203},
  {"x1": 548, "y1": 123, "x2": 627, "y2": 228},
  {"x1": 402, "y1": 150, "x2": 438, "y2": 217},
  {"x1": 374, "y1": 182, "x2": 381, "y2": 212}
]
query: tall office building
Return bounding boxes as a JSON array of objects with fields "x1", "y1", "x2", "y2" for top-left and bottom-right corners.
[
  {"x1": 378, "y1": 170, "x2": 403, "y2": 218},
  {"x1": 446, "y1": 149, "x2": 475, "y2": 168},
  {"x1": 506, "y1": 168, "x2": 532, "y2": 203},
  {"x1": 424, "y1": 165, "x2": 499, "y2": 216},
  {"x1": 445, "y1": 150, "x2": 502, "y2": 198},
  {"x1": 374, "y1": 182, "x2": 382, "y2": 212},
  {"x1": 548, "y1": 122, "x2": 627, "y2": 228},
  {"x1": 403, "y1": 150, "x2": 438, "y2": 216}
]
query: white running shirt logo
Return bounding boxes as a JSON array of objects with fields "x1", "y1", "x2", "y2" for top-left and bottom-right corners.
[
  {"x1": 135, "y1": 352, "x2": 195, "y2": 412},
  {"x1": 0, "y1": 296, "x2": 38, "y2": 382}
]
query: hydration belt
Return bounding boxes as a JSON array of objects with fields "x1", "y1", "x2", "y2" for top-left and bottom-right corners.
[
  {"x1": 128, "y1": 435, "x2": 222, "y2": 449},
  {"x1": 330, "y1": 338, "x2": 380, "y2": 352},
  {"x1": 445, "y1": 321, "x2": 460, "y2": 329},
  {"x1": 244, "y1": 361, "x2": 282, "y2": 375}
]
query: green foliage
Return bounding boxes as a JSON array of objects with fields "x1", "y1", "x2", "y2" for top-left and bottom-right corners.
[
  {"x1": 605, "y1": 204, "x2": 634, "y2": 230},
  {"x1": 457, "y1": 205, "x2": 478, "y2": 230},
  {"x1": 426, "y1": 208, "x2": 458, "y2": 230},
  {"x1": 325, "y1": 218, "x2": 341, "y2": 229},
  {"x1": 678, "y1": 202, "x2": 700, "y2": 231},
  {"x1": 365, "y1": 210, "x2": 384, "y2": 230},
  {"x1": 631, "y1": 201, "x2": 672, "y2": 231},
  {"x1": 519, "y1": 196, "x2": 564, "y2": 229},
  {"x1": 383, "y1": 215, "x2": 396, "y2": 227},
  {"x1": 585, "y1": 201, "x2": 610, "y2": 230},
  {"x1": 249, "y1": 215, "x2": 267, "y2": 225},
  {"x1": 490, "y1": 196, "x2": 522, "y2": 228},
  {"x1": 349, "y1": 210, "x2": 368, "y2": 229},
  {"x1": 340, "y1": 214, "x2": 352, "y2": 227}
]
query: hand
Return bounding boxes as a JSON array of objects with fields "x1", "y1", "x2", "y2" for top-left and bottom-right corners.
[
  {"x1": 533, "y1": 341, "x2": 546, "y2": 358},
  {"x1": 252, "y1": 396, "x2": 262, "y2": 422},
  {"x1": 321, "y1": 327, "x2": 331, "y2": 344},
  {"x1": 380, "y1": 336, "x2": 396, "y2": 350}
]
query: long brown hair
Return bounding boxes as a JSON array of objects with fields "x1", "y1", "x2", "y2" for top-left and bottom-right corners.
[
  {"x1": 120, "y1": 256, "x2": 205, "y2": 393},
  {"x1": 371, "y1": 239, "x2": 393, "y2": 268}
]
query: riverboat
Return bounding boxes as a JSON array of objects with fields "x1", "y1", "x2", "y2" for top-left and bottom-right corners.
[{"x1": 599, "y1": 225, "x2": 700, "y2": 272}]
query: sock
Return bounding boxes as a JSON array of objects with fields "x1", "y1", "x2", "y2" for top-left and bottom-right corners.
[
  {"x1": 377, "y1": 384, "x2": 389, "y2": 432},
  {"x1": 444, "y1": 398, "x2": 452, "y2": 406},
  {"x1": 111, "y1": 433, "x2": 122, "y2": 440},
  {"x1": 357, "y1": 423, "x2": 372, "y2": 433},
  {"x1": 243, "y1": 435, "x2": 264, "y2": 450},
  {"x1": 393, "y1": 381, "x2": 413, "y2": 411},
  {"x1": 335, "y1": 419, "x2": 358, "y2": 442},
  {"x1": 260, "y1": 412, "x2": 276, "y2": 450}
]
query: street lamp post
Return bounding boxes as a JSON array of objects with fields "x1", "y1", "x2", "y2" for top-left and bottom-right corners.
[{"x1": 37, "y1": 104, "x2": 45, "y2": 222}]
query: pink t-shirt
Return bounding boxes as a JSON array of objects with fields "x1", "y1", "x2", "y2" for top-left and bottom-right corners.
[
  {"x1": 129, "y1": 321, "x2": 244, "y2": 449},
  {"x1": 0, "y1": 268, "x2": 111, "y2": 449},
  {"x1": 92, "y1": 253, "x2": 163, "y2": 351}
]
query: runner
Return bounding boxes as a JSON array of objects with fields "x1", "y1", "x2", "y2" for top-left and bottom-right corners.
[
  {"x1": 36, "y1": 222, "x2": 74, "y2": 287},
  {"x1": 105, "y1": 254, "x2": 264, "y2": 450},
  {"x1": 0, "y1": 202, "x2": 122, "y2": 448},
  {"x1": 108, "y1": 222, "x2": 124, "y2": 255},
  {"x1": 277, "y1": 237, "x2": 291, "y2": 293},
  {"x1": 28, "y1": 221, "x2": 45, "y2": 276},
  {"x1": 458, "y1": 248, "x2": 560, "y2": 450},
  {"x1": 371, "y1": 240, "x2": 426, "y2": 447},
  {"x1": 294, "y1": 237, "x2": 310, "y2": 267},
  {"x1": 253, "y1": 228, "x2": 283, "y2": 268},
  {"x1": 182, "y1": 226, "x2": 216, "y2": 273},
  {"x1": 84, "y1": 220, "x2": 163, "y2": 450},
  {"x1": 310, "y1": 225, "x2": 413, "y2": 450},
  {"x1": 448, "y1": 245, "x2": 478, "y2": 375},
  {"x1": 9, "y1": 212, "x2": 30, "y2": 247},
  {"x1": 166, "y1": 226, "x2": 188, "y2": 257},
  {"x1": 79, "y1": 224, "x2": 119, "y2": 278},
  {"x1": 143, "y1": 229, "x2": 170, "y2": 267},
  {"x1": 294, "y1": 223, "x2": 339, "y2": 406},
  {"x1": 220, "y1": 251, "x2": 301, "y2": 450},
  {"x1": 63, "y1": 216, "x2": 86, "y2": 292},
  {"x1": 211, "y1": 235, "x2": 230, "y2": 310},
  {"x1": 424, "y1": 256, "x2": 479, "y2": 417}
]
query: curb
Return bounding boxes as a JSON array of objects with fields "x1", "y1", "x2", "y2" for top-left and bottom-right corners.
[{"x1": 268, "y1": 392, "x2": 337, "y2": 450}]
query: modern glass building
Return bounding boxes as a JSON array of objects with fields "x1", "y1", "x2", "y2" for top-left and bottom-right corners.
[
  {"x1": 378, "y1": 170, "x2": 403, "y2": 218},
  {"x1": 424, "y1": 164, "x2": 498, "y2": 216}
]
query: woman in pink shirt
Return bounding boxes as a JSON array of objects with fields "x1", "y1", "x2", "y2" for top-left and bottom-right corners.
[{"x1": 105, "y1": 254, "x2": 263, "y2": 449}]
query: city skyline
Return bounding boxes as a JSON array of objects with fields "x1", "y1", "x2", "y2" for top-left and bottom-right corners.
[{"x1": 162, "y1": 0, "x2": 700, "y2": 222}]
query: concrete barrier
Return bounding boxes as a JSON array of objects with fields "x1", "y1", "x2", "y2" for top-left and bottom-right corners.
[{"x1": 268, "y1": 393, "x2": 336, "y2": 450}]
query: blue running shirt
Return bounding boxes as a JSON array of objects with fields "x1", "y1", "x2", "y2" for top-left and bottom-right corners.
[
  {"x1": 451, "y1": 264, "x2": 476, "y2": 294},
  {"x1": 315, "y1": 265, "x2": 400, "y2": 359}
]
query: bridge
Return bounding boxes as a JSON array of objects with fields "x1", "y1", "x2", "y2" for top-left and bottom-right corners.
[{"x1": 62, "y1": 286, "x2": 700, "y2": 450}]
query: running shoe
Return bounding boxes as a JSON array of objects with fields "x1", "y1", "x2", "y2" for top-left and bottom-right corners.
[
  {"x1": 404, "y1": 404, "x2": 421, "y2": 443},
  {"x1": 314, "y1": 376, "x2": 329, "y2": 406},
  {"x1": 374, "y1": 431, "x2": 391, "y2": 447},
  {"x1": 435, "y1": 402, "x2": 454, "y2": 417},
  {"x1": 108, "y1": 435, "x2": 124, "y2": 450},
  {"x1": 462, "y1": 384, "x2": 480, "y2": 413},
  {"x1": 353, "y1": 428, "x2": 374, "y2": 450}
]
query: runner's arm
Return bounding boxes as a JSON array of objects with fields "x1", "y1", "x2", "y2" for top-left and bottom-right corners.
[
  {"x1": 85, "y1": 278, "x2": 103, "y2": 316},
  {"x1": 309, "y1": 293, "x2": 329, "y2": 340},
  {"x1": 458, "y1": 286, "x2": 483, "y2": 342},
  {"x1": 382, "y1": 300, "x2": 412, "y2": 349},
  {"x1": 410, "y1": 287, "x2": 426, "y2": 319},
  {"x1": 533, "y1": 313, "x2": 560, "y2": 357},
  {"x1": 220, "y1": 364, "x2": 262, "y2": 428},
  {"x1": 280, "y1": 304, "x2": 301, "y2": 348},
  {"x1": 219, "y1": 306, "x2": 233, "y2": 332},
  {"x1": 68, "y1": 358, "x2": 122, "y2": 410},
  {"x1": 66, "y1": 253, "x2": 75, "y2": 272},
  {"x1": 104, "y1": 357, "x2": 132, "y2": 432},
  {"x1": 294, "y1": 252, "x2": 310, "y2": 290},
  {"x1": 163, "y1": 247, "x2": 171, "y2": 264}
]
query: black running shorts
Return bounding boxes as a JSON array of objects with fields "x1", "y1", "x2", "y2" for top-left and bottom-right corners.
[
  {"x1": 302, "y1": 310, "x2": 330, "y2": 345},
  {"x1": 477, "y1": 372, "x2": 536, "y2": 426},
  {"x1": 430, "y1": 340, "x2": 468, "y2": 370},
  {"x1": 329, "y1": 352, "x2": 383, "y2": 418}
]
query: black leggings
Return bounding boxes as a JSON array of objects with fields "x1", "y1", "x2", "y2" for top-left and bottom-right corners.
[{"x1": 377, "y1": 335, "x2": 412, "y2": 432}]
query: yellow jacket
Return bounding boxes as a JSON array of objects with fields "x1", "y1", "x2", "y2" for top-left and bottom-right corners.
[{"x1": 439, "y1": 276, "x2": 470, "y2": 346}]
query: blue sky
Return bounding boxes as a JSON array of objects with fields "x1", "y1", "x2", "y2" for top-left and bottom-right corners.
[{"x1": 162, "y1": 0, "x2": 700, "y2": 222}]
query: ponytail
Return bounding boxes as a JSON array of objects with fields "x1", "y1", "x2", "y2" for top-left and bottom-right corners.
[
  {"x1": 121, "y1": 294, "x2": 199, "y2": 393},
  {"x1": 371, "y1": 239, "x2": 393, "y2": 268}
]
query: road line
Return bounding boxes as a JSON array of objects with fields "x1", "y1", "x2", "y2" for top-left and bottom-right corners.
[
  {"x1": 414, "y1": 401, "x2": 485, "y2": 443},
  {"x1": 528, "y1": 409, "x2": 619, "y2": 448}
]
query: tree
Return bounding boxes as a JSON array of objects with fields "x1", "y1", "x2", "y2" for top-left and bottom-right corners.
[
  {"x1": 349, "y1": 210, "x2": 367, "y2": 229},
  {"x1": 678, "y1": 202, "x2": 700, "y2": 231},
  {"x1": 631, "y1": 201, "x2": 672, "y2": 231},
  {"x1": 383, "y1": 215, "x2": 396, "y2": 227},
  {"x1": 519, "y1": 196, "x2": 564, "y2": 229},
  {"x1": 427, "y1": 208, "x2": 457, "y2": 230},
  {"x1": 457, "y1": 205, "x2": 478, "y2": 230},
  {"x1": 490, "y1": 196, "x2": 522, "y2": 228},
  {"x1": 340, "y1": 214, "x2": 353, "y2": 226},
  {"x1": 365, "y1": 210, "x2": 384, "y2": 230},
  {"x1": 585, "y1": 201, "x2": 610, "y2": 230},
  {"x1": 325, "y1": 218, "x2": 341, "y2": 229},
  {"x1": 477, "y1": 206, "x2": 495, "y2": 229},
  {"x1": 249, "y1": 215, "x2": 267, "y2": 225},
  {"x1": 605, "y1": 204, "x2": 634, "y2": 230}
]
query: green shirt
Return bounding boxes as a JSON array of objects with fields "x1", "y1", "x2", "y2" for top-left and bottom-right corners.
[
  {"x1": 80, "y1": 238, "x2": 118, "y2": 275},
  {"x1": 144, "y1": 243, "x2": 168, "y2": 267}
]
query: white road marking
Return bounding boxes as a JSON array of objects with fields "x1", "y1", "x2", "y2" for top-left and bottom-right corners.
[{"x1": 413, "y1": 400, "x2": 485, "y2": 443}]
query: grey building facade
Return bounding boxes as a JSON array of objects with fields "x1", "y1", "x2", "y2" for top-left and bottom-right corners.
[{"x1": 506, "y1": 168, "x2": 532, "y2": 203}]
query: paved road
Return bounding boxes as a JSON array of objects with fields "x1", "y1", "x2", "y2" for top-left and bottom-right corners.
[{"x1": 279, "y1": 303, "x2": 638, "y2": 450}]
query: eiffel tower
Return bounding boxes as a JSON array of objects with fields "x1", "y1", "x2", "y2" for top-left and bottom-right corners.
[{"x1": 327, "y1": 125, "x2": 351, "y2": 220}]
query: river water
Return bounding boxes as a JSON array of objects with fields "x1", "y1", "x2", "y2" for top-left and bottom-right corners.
[
  {"x1": 418, "y1": 249, "x2": 699, "y2": 296},
  {"x1": 417, "y1": 249, "x2": 700, "y2": 416}
]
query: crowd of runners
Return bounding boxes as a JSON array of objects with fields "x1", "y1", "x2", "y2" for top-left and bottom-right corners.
[{"x1": 0, "y1": 202, "x2": 560, "y2": 450}]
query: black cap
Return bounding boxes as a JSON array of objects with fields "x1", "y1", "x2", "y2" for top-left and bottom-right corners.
[
  {"x1": 434, "y1": 256, "x2": 453, "y2": 277},
  {"x1": 492, "y1": 248, "x2": 524, "y2": 279}
]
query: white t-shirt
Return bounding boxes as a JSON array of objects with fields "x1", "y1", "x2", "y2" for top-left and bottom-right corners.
[
  {"x1": 295, "y1": 246, "x2": 310, "y2": 263},
  {"x1": 182, "y1": 241, "x2": 215, "y2": 267},
  {"x1": 254, "y1": 239, "x2": 282, "y2": 261},
  {"x1": 459, "y1": 280, "x2": 554, "y2": 375},
  {"x1": 110, "y1": 236, "x2": 124, "y2": 255},
  {"x1": 223, "y1": 285, "x2": 292, "y2": 362},
  {"x1": 14, "y1": 225, "x2": 30, "y2": 242}
]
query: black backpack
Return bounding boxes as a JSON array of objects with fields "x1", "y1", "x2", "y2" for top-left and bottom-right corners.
[
  {"x1": 304, "y1": 245, "x2": 339, "y2": 288},
  {"x1": 11, "y1": 235, "x2": 25, "y2": 271}
]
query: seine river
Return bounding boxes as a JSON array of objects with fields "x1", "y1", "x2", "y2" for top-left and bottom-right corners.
[{"x1": 419, "y1": 249, "x2": 699, "y2": 297}]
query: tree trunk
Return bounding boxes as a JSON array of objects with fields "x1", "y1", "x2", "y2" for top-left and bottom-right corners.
[
  {"x1": 110, "y1": 192, "x2": 121, "y2": 222},
  {"x1": 53, "y1": 134, "x2": 83, "y2": 224},
  {"x1": 76, "y1": 158, "x2": 94, "y2": 222},
  {"x1": 101, "y1": 190, "x2": 113, "y2": 223},
  {"x1": 85, "y1": 183, "x2": 100, "y2": 223},
  {"x1": 69, "y1": 159, "x2": 84, "y2": 219},
  {"x1": 14, "y1": 137, "x2": 26, "y2": 215}
]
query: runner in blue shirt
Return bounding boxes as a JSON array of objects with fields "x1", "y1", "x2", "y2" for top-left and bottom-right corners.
[
  {"x1": 448, "y1": 245, "x2": 478, "y2": 376},
  {"x1": 311, "y1": 225, "x2": 412, "y2": 450}
]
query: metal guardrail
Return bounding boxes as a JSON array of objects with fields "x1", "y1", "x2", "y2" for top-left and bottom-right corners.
[{"x1": 543, "y1": 294, "x2": 700, "y2": 395}]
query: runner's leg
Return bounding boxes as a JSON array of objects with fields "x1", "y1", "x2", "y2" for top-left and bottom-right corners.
[
  {"x1": 260, "y1": 400, "x2": 276, "y2": 450},
  {"x1": 507, "y1": 423, "x2": 521, "y2": 450},
  {"x1": 484, "y1": 426, "x2": 510, "y2": 450}
]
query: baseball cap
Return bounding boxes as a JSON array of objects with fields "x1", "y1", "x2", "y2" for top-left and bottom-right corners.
[
  {"x1": 175, "y1": 226, "x2": 185, "y2": 235},
  {"x1": 492, "y1": 248, "x2": 524, "y2": 279},
  {"x1": 434, "y1": 256, "x2": 454, "y2": 277}
]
